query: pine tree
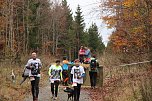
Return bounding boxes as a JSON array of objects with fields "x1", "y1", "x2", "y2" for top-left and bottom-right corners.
[
  {"x1": 28, "y1": 0, "x2": 40, "y2": 51},
  {"x1": 74, "y1": 5, "x2": 85, "y2": 57},
  {"x1": 60, "y1": 0, "x2": 76, "y2": 60},
  {"x1": 88, "y1": 23, "x2": 105, "y2": 53}
]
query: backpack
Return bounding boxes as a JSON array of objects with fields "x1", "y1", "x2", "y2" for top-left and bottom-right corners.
[{"x1": 90, "y1": 59, "x2": 97, "y2": 70}]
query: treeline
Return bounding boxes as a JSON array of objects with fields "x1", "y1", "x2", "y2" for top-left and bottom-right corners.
[
  {"x1": 102, "y1": 0, "x2": 152, "y2": 57},
  {"x1": 0, "y1": 0, "x2": 105, "y2": 60}
]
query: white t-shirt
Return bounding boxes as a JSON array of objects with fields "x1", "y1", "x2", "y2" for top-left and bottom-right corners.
[
  {"x1": 26, "y1": 58, "x2": 42, "y2": 77},
  {"x1": 49, "y1": 65, "x2": 62, "y2": 82},
  {"x1": 71, "y1": 65, "x2": 85, "y2": 84}
]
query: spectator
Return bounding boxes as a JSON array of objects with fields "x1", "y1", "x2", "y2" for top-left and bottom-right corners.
[
  {"x1": 89, "y1": 55, "x2": 99, "y2": 89},
  {"x1": 84, "y1": 47, "x2": 91, "y2": 58},
  {"x1": 78, "y1": 46, "x2": 85, "y2": 63}
]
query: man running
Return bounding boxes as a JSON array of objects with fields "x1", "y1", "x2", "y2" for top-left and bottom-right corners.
[{"x1": 25, "y1": 51, "x2": 42, "y2": 101}]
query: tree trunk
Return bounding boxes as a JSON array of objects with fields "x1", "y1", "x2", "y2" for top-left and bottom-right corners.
[{"x1": 52, "y1": 18, "x2": 55, "y2": 55}]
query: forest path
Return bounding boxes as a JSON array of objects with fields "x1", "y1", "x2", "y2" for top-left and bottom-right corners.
[{"x1": 24, "y1": 84, "x2": 94, "y2": 101}]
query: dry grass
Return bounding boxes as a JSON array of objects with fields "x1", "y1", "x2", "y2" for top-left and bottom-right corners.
[
  {"x1": 0, "y1": 54, "x2": 56, "y2": 101},
  {"x1": 0, "y1": 65, "x2": 30, "y2": 101},
  {"x1": 101, "y1": 51, "x2": 152, "y2": 101}
]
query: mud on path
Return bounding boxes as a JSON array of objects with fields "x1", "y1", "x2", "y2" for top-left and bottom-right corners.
[{"x1": 24, "y1": 85, "x2": 92, "y2": 101}]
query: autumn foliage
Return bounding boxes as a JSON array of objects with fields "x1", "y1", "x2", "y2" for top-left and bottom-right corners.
[
  {"x1": 102, "y1": 0, "x2": 152, "y2": 54},
  {"x1": 101, "y1": 0, "x2": 152, "y2": 100}
]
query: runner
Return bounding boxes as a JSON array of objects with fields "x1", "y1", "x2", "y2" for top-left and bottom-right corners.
[
  {"x1": 25, "y1": 51, "x2": 42, "y2": 101},
  {"x1": 71, "y1": 59, "x2": 85, "y2": 101},
  {"x1": 48, "y1": 60, "x2": 63, "y2": 100}
]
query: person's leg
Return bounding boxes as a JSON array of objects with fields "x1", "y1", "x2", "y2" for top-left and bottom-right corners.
[
  {"x1": 94, "y1": 72, "x2": 97, "y2": 88},
  {"x1": 65, "y1": 71, "x2": 69, "y2": 86},
  {"x1": 79, "y1": 55, "x2": 83, "y2": 63},
  {"x1": 51, "y1": 83, "x2": 55, "y2": 97},
  {"x1": 89, "y1": 71, "x2": 93, "y2": 87},
  {"x1": 68, "y1": 69, "x2": 71, "y2": 84},
  {"x1": 70, "y1": 74, "x2": 73, "y2": 84},
  {"x1": 31, "y1": 78, "x2": 36, "y2": 101},
  {"x1": 74, "y1": 86, "x2": 78, "y2": 101},
  {"x1": 54, "y1": 81, "x2": 59, "y2": 97},
  {"x1": 35, "y1": 77, "x2": 40, "y2": 99},
  {"x1": 77, "y1": 84, "x2": 81, "y2": 101},
  {"x1": 92, "y1": 72, "x2": 95, "y2": 87},
  {"x1": 82, "y1": 55, "x2": 84, "y2": 63},
  {"x1": 62, "y1": 70, "x2": 66, "y2": 85}
]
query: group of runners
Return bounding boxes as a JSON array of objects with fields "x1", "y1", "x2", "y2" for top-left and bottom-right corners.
[{"x1": 21, "y1": 46, "x2": 99, "y2": 101}]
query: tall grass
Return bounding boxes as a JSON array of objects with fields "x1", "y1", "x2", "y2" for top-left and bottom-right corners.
[{"x1": 102, "y1": 51, "x2": 152, "y2": 101}]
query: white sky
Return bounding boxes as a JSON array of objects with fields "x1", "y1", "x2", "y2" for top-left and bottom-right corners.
[{"x1": 66, "y1": 0, "x2": 114, "y2": 46}]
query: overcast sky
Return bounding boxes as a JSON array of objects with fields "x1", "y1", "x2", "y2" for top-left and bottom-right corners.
[{"x1": 66, "y1": 0, "x2": 114, "y2": 46}]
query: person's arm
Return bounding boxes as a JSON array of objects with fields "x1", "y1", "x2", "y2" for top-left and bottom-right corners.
[
  {"x1": 79, "y1": 49, "x2": 81, "y2": 54},
  {"x1": 81, "y1": 66, "x2": 86, "y2": 78},
  {"x1": 60, "y1": 66, "x2": 63, "y2": 80},
  {"x1": 26, "y1": 59, "x2": 31, "y2": 69},
  {"x1": 48, "y1": 65, "x2": 52, "y2": 76},
  {"x1": 38, "y1": 59, "x2": 42, "y2": 69},
  {"x1": 96, "y1": 60, "x2": 99, "y2": 68},
  {"x1": 71, "y1": 66, "x2": 74, "y2": 75},
  {"x1": 70, "y1": 66, "x2": 74, "y2": 83}
]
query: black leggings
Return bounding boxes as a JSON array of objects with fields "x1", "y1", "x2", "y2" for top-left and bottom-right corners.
[
  {"x1": 62, "y1": 70, "x2": 68, "y2": 85},
  {"x1": 31, "y1": 77, "x2": 40, "y2": 100},
  {"x1": 74, "y1": 84, "x2": 81, "y2": 101},
  {"x1": 89, "y1": 72, "x2": 97, "y2": 87},
  {"x1": 51, "y1": 81, "x2": 59, "y2": 97}
]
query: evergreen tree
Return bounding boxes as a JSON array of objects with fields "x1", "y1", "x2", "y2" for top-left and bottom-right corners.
[
  {"x1": 74, "y1": 5, "x2": 85, "y2": 57},
  {"x1": 61, "y1": 0, "x2": 76, "y2": 60},
  {"x1": 88, "y1": 23, "x2": 105, "y2": 53},
  {"x1": 28, "y1": 0, "x2": 40, "y2": 51},
  {"x1": 82, "y1": 30, "x2": 89, "y2": 46}
]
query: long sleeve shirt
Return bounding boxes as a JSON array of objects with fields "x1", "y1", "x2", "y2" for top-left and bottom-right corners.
[
  {"x1": 26, "y1": 58, "x2": 42, "y2": 77},
  {"x1": 48, "y1": 65, "x2": 63, "y2": 81}
]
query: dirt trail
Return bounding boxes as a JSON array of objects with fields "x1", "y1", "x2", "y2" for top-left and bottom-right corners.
[{"x1": 24, "y1": 85, "x2": 92, "y2": 101}]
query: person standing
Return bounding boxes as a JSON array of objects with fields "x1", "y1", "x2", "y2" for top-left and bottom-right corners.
[
  {"x1": 78, "y1": 46, "x2": 85, "y2": 63},
  {"x1": 84, "y1": 47, "x2": 91, "y2": 58},
  {"x1": 89, "y1": 55, "x2": 99, "y2": 89},
  {"x1": 71, "y1": 59, "x2": 85, "y2": 101},
  {"x1": 25, "y1": 51, "x2": 42, "y2": 101},
  {"x1": 48, "y1": 60, "x2": 63, "y2": 100},
  {"x1": 84, "y1": 47, "x2": 91, "y2": 64}
]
